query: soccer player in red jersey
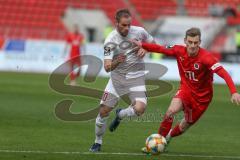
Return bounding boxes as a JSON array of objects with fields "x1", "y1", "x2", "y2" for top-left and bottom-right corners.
[
  {"x1": 134, "y1": 27, "x2": 240, "y2": 152},
  {"x1": 65, "y1": 25, "x2": 84, "y2": 85}
]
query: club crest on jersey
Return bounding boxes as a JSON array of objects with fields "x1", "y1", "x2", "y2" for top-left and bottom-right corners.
[{"x1": 194, "y1": 63, "x2": 200, "y2": 70}]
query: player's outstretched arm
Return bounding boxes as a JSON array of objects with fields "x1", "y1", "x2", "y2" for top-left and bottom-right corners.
[
  {"x1": 131, "y1": 40, "x2": 175, "y2": 56},
  {"x1": 215, "y1": 68, "x2": 240, "y2": 105},
  {"x1": 136, "y1": 40, "x2": 156, "y2": 58}
]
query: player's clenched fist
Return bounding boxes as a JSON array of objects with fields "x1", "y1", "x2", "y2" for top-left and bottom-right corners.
[
  {"x1": 131, "y1": 39, "x2": 142, "y2": 47},
  {"x1": 116, "y1": 53, "x2": 126, "y2": 63},
  {"x1": 137, "y1": 48, "x2": 147, "y2": 58},
  {"x1": 231, "y1": 93, "x2": 240, "y2": 105}
]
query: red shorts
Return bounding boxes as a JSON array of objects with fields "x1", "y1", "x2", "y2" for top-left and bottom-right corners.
[
  {"x1": 174, "y1": 89, "x2": 210, "y2": 124},
  {"x1": 68, "y1": 56, "x2": 81, "y2": 68}
]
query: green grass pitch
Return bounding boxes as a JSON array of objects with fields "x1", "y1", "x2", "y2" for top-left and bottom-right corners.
[{"x1": 0, "y1": 72, "x2": 240, "y2": 160}]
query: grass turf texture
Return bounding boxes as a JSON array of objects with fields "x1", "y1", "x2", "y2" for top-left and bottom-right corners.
[{"x1": 0, "y1": 71, "x2": 240, "y2": 160}]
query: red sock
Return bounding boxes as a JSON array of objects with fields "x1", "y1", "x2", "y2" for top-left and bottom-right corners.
[
  {"x1": 170, "y1": 124, "x2": 183, "y2": 137},
  {"x1": 158, "y1": 115, "x2": 173, "y2": 137},
  {"x1": 70, "y1": 72, "x2": 75, "y2": 81}
]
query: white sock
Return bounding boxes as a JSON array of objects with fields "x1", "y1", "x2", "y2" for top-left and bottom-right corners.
[
  {"x1": 94, "y1": 114, "x2": 108, "y2": 144},
  {"x1": 165, "y1": 129, "x2": 172, "y2": 143},
  {"x1": 118, "y1": 106, "x2": 137, "y2": 119}
]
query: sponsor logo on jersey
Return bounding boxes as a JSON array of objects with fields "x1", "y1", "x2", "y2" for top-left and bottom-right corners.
[{"x1": 104, "y1": 46, "x2": 111, "y2": 56}]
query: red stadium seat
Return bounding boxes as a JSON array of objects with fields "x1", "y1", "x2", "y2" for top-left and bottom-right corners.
[
  {"x1": 129, "y1": 0, "x2": 177, "y2": 20},
  {"x1": 0, "y1": 0, "x2": 141, "y2": 39},
  {"x1": 2, "y1": 0, "x2": 238, "y2": 39}
]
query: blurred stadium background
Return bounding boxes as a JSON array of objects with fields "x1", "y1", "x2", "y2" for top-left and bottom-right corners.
[
  {"x1": 0, "y1": 0, "x2": 240, "y2": 160},
  {"x1": 0, "y1": 0, "x2": 240, "y2": 81}
]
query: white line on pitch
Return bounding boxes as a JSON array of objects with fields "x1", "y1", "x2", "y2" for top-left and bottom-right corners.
[{"x1": 0, "y1": 149, "x2": 240, "y2": 159}]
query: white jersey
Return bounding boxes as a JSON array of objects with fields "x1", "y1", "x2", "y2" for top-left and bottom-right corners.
[{"x1": 103, "y1": 26, "x2": 154, "y2": 78}]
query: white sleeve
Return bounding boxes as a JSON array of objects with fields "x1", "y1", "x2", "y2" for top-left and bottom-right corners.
[
  {"x1": 103, "y1": 38, "x2": 115, "y2": 60},
  {"x1": 141, "y1": 28, "x2": 154, "y2": 43}
]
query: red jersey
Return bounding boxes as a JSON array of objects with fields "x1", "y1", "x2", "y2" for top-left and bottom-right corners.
[
  {"x1": 142, "y1": 44, "x2": 223, "y2": 104},
  {"x1": 66, "y1": 33, "x2": 84, "y2": 57}
]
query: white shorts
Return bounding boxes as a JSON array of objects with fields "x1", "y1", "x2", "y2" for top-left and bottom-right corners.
[{"x1": 100, "y1": 75, "x2": 147, "y2": 107}]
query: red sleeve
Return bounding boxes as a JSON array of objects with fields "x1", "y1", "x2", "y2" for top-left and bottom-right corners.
[
  {"x1": 215, "y1": 68, "x2": 237, "y2": 94},
  {"x1": 202, "y1": 52, "x2": 223, "y2": 72},
  {"x1": 142, "y1": 43, "x2": 176, "y2": 56},
  {"x1": 65, "y1": 34, "x2": 71, "y2": 43}
]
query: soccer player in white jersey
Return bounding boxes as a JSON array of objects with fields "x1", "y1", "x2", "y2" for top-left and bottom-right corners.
[{"x1": 89, "y1": 9, "x2": 155, "y2": 152}]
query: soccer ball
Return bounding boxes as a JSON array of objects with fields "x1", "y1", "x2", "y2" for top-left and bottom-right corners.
[{"x1": 145, "y1": 134, "x2": 167, "y2": 154}]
